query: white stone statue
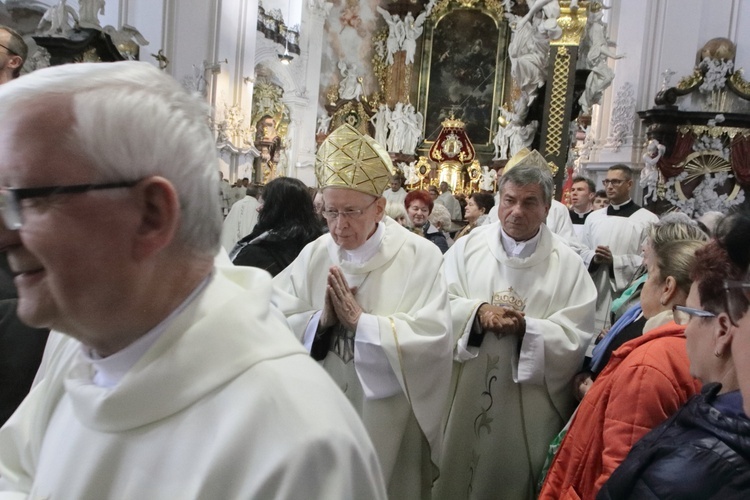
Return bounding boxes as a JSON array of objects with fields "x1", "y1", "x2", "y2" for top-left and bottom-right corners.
[
  {"x1": 401, "y1": 104, "x2": 423, "y2": 155},
  {"x1": 579, "y1": 8, "x2": 625, "y2": 114},
  {"x1": 479, "y1": 166, "x2": 497, "y2": 192},
  {"x1": 369, "y1": 104, "x2": 390, "y2": 148},
  {"x1": 641, "y1": 139, "x2": 665, "y2": 204},
  {"x1": 78, "y1": 0, "x2": 105, "y2": 29},
  {"x1": 337, "y1": 61, "x2": 363, "y2": 101},
  {"x1": 401, "y1": 161, "x2": 419, "y2": 185},
  {"x1": 517, "y1": 0, "x2": 566, "y2": 40},
  {"x1": 37, "y1": 0, "x2": 79, "y2": 37},
  {"x1": 508, "y1": 119, "x2": 539, "y2": 158},
  {"x1": 316, "y1": 114, "x2": 332, "y2": 135},
  {"x1": 507, "y1": 12, "x2": 549, "y2": 107},
  {"x1": 386, "y1": 102, "x2": 405, "y2": 152},
  {"x1": 376, "y1": 6, "x2": 405, "y2": 66},
  {"x1": 101, "y1": 24, "x2": 150, "y2": 60},
  {"x1": 492, "y1": 106, "x2": 514, "y2": 160},
  {"x1": 402, "y1": 11, "x2": 427, "y2": 66}
]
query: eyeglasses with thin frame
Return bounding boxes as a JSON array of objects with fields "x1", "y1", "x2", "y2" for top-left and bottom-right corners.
[
  {"x1": 0, "y1": 42, "x2": 18, "y2": 56},
  {"x1": 0, "y1": 180, "x2": 140, "y2": 230},
  {"x1": 672, "y1": 305, "x2": 717, "y2": 326},
  {"x1": 602, "y1": 179, "x2": 626, "y2": 187},
  {"x1": 321, "y1": 197, "x2": 378, "y2": 221},
  {"x1": 723, "y1": 279, "x2": 750, "y2": 324}
]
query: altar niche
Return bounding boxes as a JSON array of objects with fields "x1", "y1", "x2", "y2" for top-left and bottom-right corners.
[{"x1": 417, "y1": 6, "x2": 510, "y2": 153}]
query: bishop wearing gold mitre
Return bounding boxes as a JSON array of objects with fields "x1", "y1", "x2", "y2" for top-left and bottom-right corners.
[{"x1": 272, "y1": 124, "x2": 453, "y2": 499}]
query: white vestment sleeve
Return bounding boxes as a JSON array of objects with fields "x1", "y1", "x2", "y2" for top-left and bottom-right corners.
[
  {"x1": 354, "y1": 313, "x2": 402, "y2": 400},
  {"x1": 454, "y1": 306, "x2": 482, "y2": 362},
  {"x1": 511, "y1": 318, "x2": 545, "y2": 385},
  {"x1": 302, "y1": 311, "x2": 322, "y2": 351}
]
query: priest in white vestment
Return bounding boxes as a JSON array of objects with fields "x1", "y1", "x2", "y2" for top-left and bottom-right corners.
[
  {"x1": 272, "y1": 124, "x2": 453, "y2": 500},
  {"x1": 382, "y1": 175, "x2": 407, "y2": 205},
  {"x1": 435, "y1": 152, "x2": 596, "y2": 500},
  {"x1": 0, "y1": 62, "x2": 386, "y2": 500},
  {"x1": 220, "y1": 189, "x2": 259, "y2": 251},
  {"x1": 580, "y1": 164, "x2": 658, "y2": 331}
]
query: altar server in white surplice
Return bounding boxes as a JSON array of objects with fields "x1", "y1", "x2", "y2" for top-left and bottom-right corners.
[
  {"x1": 435, "y1": 153, "x2": 596, "y2": 500},
  {"x1": 580, "y1": 164, "x2": 658, "y2": 331},
  {"x1": 220, "y1": 187, "x2": 259, "y2": 251},
  {"x1": 0, "y1": 62, "x2": 386, "y2": 500},
  {"x1": 272, "y1": 124, "x2": 453, "y2": 500}
]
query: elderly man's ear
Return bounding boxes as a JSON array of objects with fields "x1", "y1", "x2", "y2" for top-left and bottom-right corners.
[{"x1": 131, "y1": 176, "x2": 180, "y2": 260}]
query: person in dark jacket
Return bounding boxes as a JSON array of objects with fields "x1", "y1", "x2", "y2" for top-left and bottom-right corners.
[
  {"x1": 231, "y1": 177, "x2": 323, "y2": 276},
  {"x1": 598, "y1": 235, "x2": 750, "y2": 500},
  {"x1": 404, "y1": 189, "x2": 448, "y2": 253}
]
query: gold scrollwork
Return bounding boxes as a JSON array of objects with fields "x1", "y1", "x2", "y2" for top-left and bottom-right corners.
[
  {"x1": 431, "y1": 0, "x2": 504, "y2": 18},
  {"x1": 678, "y1": 125, "x2": 750, "y2": 140},
  {"x1": 553, "y1": 3, "x2": 588, "y2": 46},
  {"x1": 677, "y1": 69, "x2": 703, "y2": 90},
  {"x1": 545, "y1": 46, "x2": 571, "y2": 157},
  {"x1": 729, "y1": 71, "x2": 750, "y2": 96}
]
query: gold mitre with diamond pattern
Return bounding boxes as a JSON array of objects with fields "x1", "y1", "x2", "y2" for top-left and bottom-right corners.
[
  {"x1": 316, "y1": 123, "x2": 392, "y2": 197},
  {"x1": 504, "y1": 148, "x2": 555, "y2": 176}
]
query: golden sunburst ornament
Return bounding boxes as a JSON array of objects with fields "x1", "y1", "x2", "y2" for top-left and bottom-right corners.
[{"x1": 674, "y1": 151, "x2": 740, "y2": 201}]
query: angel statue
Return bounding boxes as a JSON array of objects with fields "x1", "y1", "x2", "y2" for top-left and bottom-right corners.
[
  {"x1": 78, "y1": 0, "x2": 106, "y2": 29},
  {"x1": 316, "y1": 114, "x2": 332, "y2": 135},
  {"x1": 337, "y1": 61, "x2": 363, "y2": 101},
  {"x1": 579, "y1": 6, "x2": 625, "y2": 114},
  {"x1": 376, "y1": 6, "x2": 405, "y2": 66},
  {"x1": 37, "y1": 0, "x2": 78, "y2": 37},
  {"x1": 640, "y1": 139, "x2": 665, "y2": 204},
  {"x1": 479, "y1": 166, "x2": 497, "y2": 192},
  {"x1": 402, "y1": 10, "x2": 427, "y2": 66},
  {"x1": 400, "y1": 161, "x2": 420, "y2": 186},
  {"x1": 492, "y1": 106, "x2": 514, "y2": 160}
]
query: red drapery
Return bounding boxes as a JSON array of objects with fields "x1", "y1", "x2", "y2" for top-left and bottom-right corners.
[
  {"x1": 730, "y1": 134, "x2": 750, "y2": 188},
  {"x1": 657, "y1": 131, "x2": 695, "y2": 178}
]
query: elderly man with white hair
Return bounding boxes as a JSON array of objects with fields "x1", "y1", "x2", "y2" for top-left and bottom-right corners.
[
  {"x1": 0, "y1": 62, "x2": 385, "y2": 499},
  {"x1": 272, "y1": 123, "x2": 453, "y2": 499}
]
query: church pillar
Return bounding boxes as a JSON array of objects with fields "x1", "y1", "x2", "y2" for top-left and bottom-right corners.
[{"x1": 538, "y1": 1, "x2": 588, "y2": 198}]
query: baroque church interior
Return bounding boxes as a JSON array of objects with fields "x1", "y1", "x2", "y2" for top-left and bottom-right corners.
[{"x1": 4, "y1": 0, "x2": 749, "y2": 214}]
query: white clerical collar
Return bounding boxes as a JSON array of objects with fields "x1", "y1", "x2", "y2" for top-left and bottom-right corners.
[
  {"x1": 610, "y1": 199, "x2": 632, "y2": 210},
  {"x1": 573, "y1": 207, "x2": 592, "y2": 217},
  {"x1": 341, "y1": 221, "x2": 385, "y2": 264},
  {"x1": 499, "y1": 225, "x2": 542, "y2": 258},
  {"x1": 83, "y1": 271, "x2": 214, "y2": 388}
]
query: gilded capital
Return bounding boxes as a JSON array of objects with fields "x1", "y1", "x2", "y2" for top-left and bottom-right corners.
[{"x1": 553, "y1": 1, "x2": 589, "y2": 46}]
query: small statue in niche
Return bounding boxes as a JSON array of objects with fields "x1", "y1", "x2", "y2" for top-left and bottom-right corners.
[
  {"x1": 641, "y1": 139, "x2": 665, "y2": 204},
  {"x1": 37, "y1": 0, "x2": 79, "y2": 37}
]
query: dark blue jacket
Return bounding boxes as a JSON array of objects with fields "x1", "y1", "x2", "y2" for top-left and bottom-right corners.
[{"x1": 598, "y1": 383, "x2": 750, "y2": 500}]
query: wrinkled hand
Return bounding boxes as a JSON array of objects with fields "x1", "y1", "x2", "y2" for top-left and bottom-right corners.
[
  {"x1": 320, "y1": 284, "x2": 337, "y2": 329},
  {"x1": 593, "y1": 245, "x2": 613, "y2": 265},
  {"x1": 327, "y1": 266, "x2": 362, "y2": 331},
  {"x1": 478, "y1": 304, "x2": 526, "y2": 338}
]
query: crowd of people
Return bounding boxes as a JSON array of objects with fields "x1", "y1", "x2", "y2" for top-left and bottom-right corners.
[{"x1": 1, "y1": 52, "x2": 749, "y2": 500}]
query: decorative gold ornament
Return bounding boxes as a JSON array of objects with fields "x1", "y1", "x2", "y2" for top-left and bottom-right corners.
[
  {"x1": 326, "y1": 85, "x2": 339, "y2": 106},
  {"x1": 677, "y1": 125, "x2": 750, "y2": 140},
  {"x1": 545, "y1": 46, "x2": 571, "y2": 157},
  {"x1": 430, "y1": 0, "x2": 504, "y2": 18},
  {"x1": 674, "y1": 151, "x2": 740, "y2": 201},
  {"x1": 553, "y1": 2, "x2": 588, "y2": 46},
  {"x1": 504, "y1": 148, "x2": 556, "y2": 177},
  {"x1": 677, "y1": 69, "x2": 703, "y2": 90},
  {"x1": 316, "y1": 124, "x2": 393, "y2": 197},
  {"x1": 728, "y1": 71, "x2": 750, "y2": 96}
]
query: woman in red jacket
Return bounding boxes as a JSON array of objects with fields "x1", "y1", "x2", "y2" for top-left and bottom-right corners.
[{"x1": 539, "y1": 238, "x2": 704, "y2": 500}]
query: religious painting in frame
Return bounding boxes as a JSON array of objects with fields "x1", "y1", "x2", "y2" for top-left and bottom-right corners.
[{"x1": 417, "y1": 4, "x2": 510, "y2": 149}]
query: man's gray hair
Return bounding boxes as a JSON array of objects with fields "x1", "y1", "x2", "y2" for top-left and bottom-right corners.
[
  {"x1": 499, "y1": 165, "x2": 554, "y2": 205},
  {"x1": 0, "y1": 61, "x2": 221, "y2": 255}
]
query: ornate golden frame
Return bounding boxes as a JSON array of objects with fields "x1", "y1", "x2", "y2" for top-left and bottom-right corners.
[{"x1": 416, "y1": 1, "x2": 510, "y2": 151}]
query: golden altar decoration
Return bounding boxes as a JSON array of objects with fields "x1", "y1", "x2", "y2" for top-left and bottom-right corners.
[{"x1": 428, "y1": 115, "x2": 476, "y2": 193}]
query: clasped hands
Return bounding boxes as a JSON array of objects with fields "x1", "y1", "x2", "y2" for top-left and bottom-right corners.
[
  {"x1": 320, "y1": 266, "x2": 362, "y2": 331},
  {"x1": 477, "y1": 303, "x2": 525, "y2": 338},
  {"x1": 593, "y1": 245, "x2": 613, "y2": 265}
]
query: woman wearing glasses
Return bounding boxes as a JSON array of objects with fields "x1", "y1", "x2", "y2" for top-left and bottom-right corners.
[
  {"x1": 540, "y1": 238, "x2": 703, "y2": 500},
  {"x1": 599, "y1": 226, "x2": 750, "y2": 499}
]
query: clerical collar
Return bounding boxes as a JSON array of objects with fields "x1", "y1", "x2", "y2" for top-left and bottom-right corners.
[
  {"x1": 499, "y1": 226, "x2": 541, "y2": 258},
  {"x1": 572, "y1": 208, "x2": 592, "y2": 218},
  {"x1": 607, "y1": 199, "x2": 640, "y2": 217},
  {"x1": 341, "y1": 221, "x2": 385, "y2": 264},
  {"x1": 83, "y1": 271, "x2": 214, "y2": 388}
]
